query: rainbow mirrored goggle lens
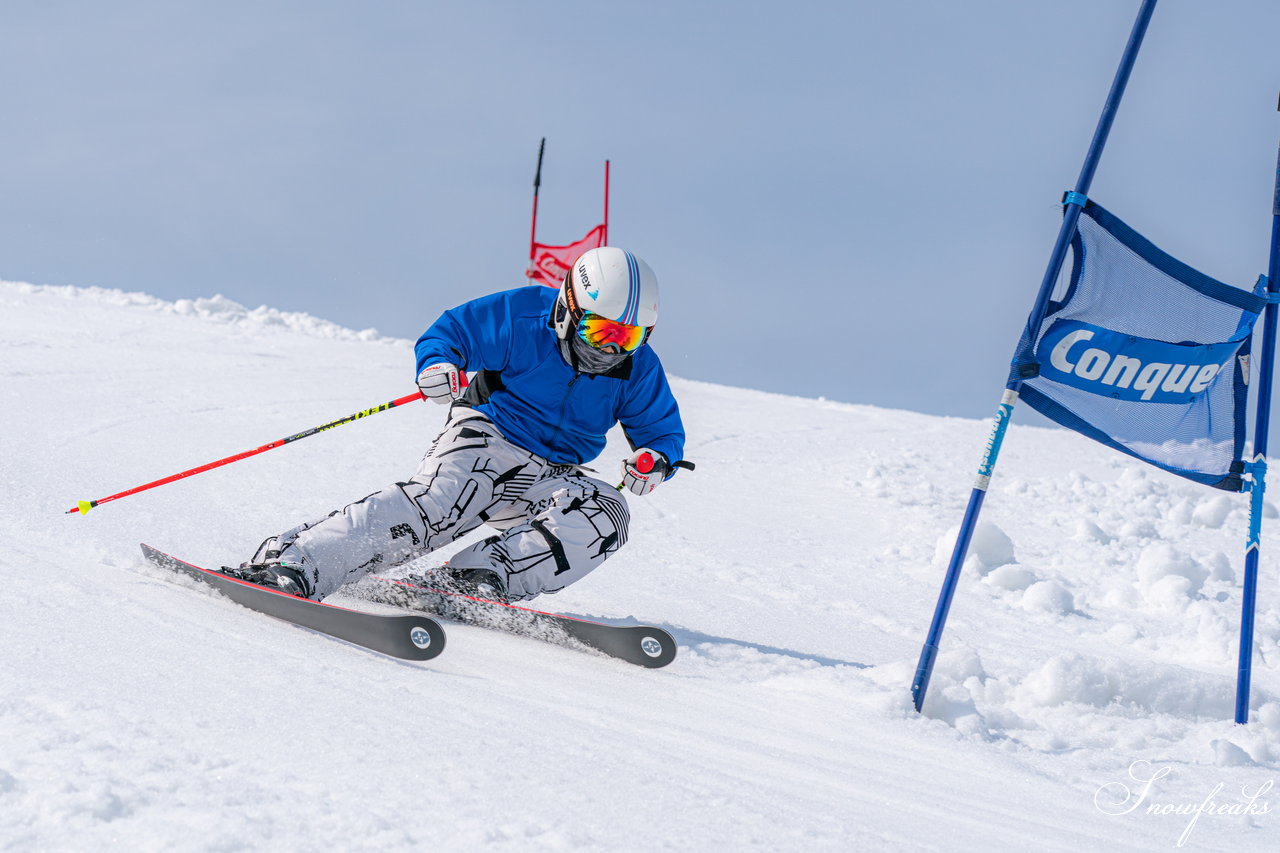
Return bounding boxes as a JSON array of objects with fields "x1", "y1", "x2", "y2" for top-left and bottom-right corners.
[{"x1": 576, "y1": 312, "x2": 649, "y2": 353}]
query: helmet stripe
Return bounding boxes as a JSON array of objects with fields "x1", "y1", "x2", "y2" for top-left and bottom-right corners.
[{"x1": 623, "y1": 251, "x2": 640, "y2": 325}]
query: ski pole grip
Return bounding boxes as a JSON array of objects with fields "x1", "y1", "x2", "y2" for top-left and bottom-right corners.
[{"x1": 635, "y1": 452, "x2": 655, "y2": 474}]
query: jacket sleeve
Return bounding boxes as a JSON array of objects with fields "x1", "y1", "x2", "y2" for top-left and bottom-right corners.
[
  {"x1": 616, "y1": 352, "x2": 686, "y2": 475},
  {"x1": 414, "y1": 291, "x2": 515, "y2": 376}
]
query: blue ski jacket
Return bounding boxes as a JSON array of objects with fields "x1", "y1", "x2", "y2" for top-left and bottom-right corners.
[{"x1": 414, "y1": 286, "x2": 685, "y2": 470}]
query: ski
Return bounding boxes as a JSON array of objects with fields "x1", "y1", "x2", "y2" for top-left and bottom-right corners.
[
  {"x1": 358, "y1": 574, "x2": 677, "y2": 668},
  {"x1": 139, "y1": 544, "x2": 445, "y2": 661}
]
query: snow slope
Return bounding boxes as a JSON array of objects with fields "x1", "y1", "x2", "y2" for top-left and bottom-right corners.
[{"x1": 2, "y1": 280, "x2": 1278, "y2": 851}]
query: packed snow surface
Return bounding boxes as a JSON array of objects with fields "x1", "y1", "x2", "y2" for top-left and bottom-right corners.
[{"x1": 2, "y1": 280, "x2": 1278, "y2": 851}]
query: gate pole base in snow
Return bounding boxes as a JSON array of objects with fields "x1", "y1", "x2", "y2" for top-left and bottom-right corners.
[
  {"x1": 908, "y1": 0, "x2": 1158, "y2": 715},
  {"x1": 1235, "y1": 135, "x2": 1280, "y2": 724},
  {"x1": 912, "y1": 392, "x2": 1013, "y2": 712}
]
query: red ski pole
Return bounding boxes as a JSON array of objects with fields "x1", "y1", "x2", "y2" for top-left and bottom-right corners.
[{"x1": 67, "y1": 391, "x2": 424, "y2": 515}]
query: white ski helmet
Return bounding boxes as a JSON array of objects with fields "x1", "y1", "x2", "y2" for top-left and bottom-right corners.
[{"x1": 554, "y1": 247, "x2": 659, "y2": 344}]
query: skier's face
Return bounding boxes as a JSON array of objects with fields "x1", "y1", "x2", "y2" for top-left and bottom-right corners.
[{"x1": 567, "y1": 334, "x2": 631, "y2": 374}]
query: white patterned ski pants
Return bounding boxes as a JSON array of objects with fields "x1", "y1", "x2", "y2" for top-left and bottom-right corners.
[{"x1": 261, "y1": 408, "x2": 631, "y2": 601}]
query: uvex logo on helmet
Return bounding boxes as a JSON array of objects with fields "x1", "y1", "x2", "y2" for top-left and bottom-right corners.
[
  {"x1": 1036, "y1": 320, "x2": 1246, "y2": 404},
  {"x1": 578, "y1": 262, "x2": 599, "y2": 299}
]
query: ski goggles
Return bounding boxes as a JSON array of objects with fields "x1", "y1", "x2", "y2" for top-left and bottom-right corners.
[{"x1": 576, "y1": 312, "x2": 650, "y2": 354}]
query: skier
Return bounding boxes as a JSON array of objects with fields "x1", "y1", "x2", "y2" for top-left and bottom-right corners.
[{"x1": 230, "y1": 247, "x2": 687, "y2": 603}]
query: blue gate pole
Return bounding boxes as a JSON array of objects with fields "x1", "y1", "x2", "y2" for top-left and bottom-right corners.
[
  {"x1": 911, "y1": 0, "x2": 1159, "y2": 713},
  {"x1": 1235, "y1": 136, "x2": 1280, "y2": 724}
]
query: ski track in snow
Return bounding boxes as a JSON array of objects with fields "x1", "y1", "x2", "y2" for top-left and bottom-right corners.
[{"x1": 1, "y1": 279, "x2": 1278, "y2": 851}]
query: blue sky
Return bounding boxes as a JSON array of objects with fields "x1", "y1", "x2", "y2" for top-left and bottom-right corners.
[{"x1": 3, "y1": 0, "x2": 1278, "y2": 420}]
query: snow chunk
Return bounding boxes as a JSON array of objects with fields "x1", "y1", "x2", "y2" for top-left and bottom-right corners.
[
  {"x1": 1018, "y1": 654, "x2": 1114, "y2": 707},
  {"x1": 918, "y1": 647, "x2": 992, "y2": 737},
  {"x1": 934, "y1": 521, "x2": 1015, "y2": 576},
  {"x1": 1256, "y1": 702, "x2": 1280, "y2": 734},
  {"x1": 1167, "y1": 500, "x2": 1194, "y2": 525},
  {"x1": 1021, "y1": 581, "x2": 1074, "y2": 615},
  {"x1": 1117, "y1": 519, "x2": 1158, "y2": 540},
  {"x1": 1205, "y1": 551, "x2": 1236, "y2": 584},
  {"x1": 1073, "y1": 519, "x2": 1111, "y2": 544},
  {"x1": 1191, "y1": 495, "x2": 1234, "y2": 529},
  {"x1": 1015, "y1": 653, "x2": 1235, "y2": 717},
  {"x1": 931, "y1": 688, "x2": 990, "y2": 738},
  {"x1": 984, "y1": 564, "x2": 1037, "y2": 592},
  {"x1": 1135, "y1": 544, "x2": 1209, "y2": 599},
  {"x1": 1211, "y1": 739, "x2": 1256, "y2": 767},
  {"x1": 938, "y1": 646, "x2": 987, "y2": 683}
]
